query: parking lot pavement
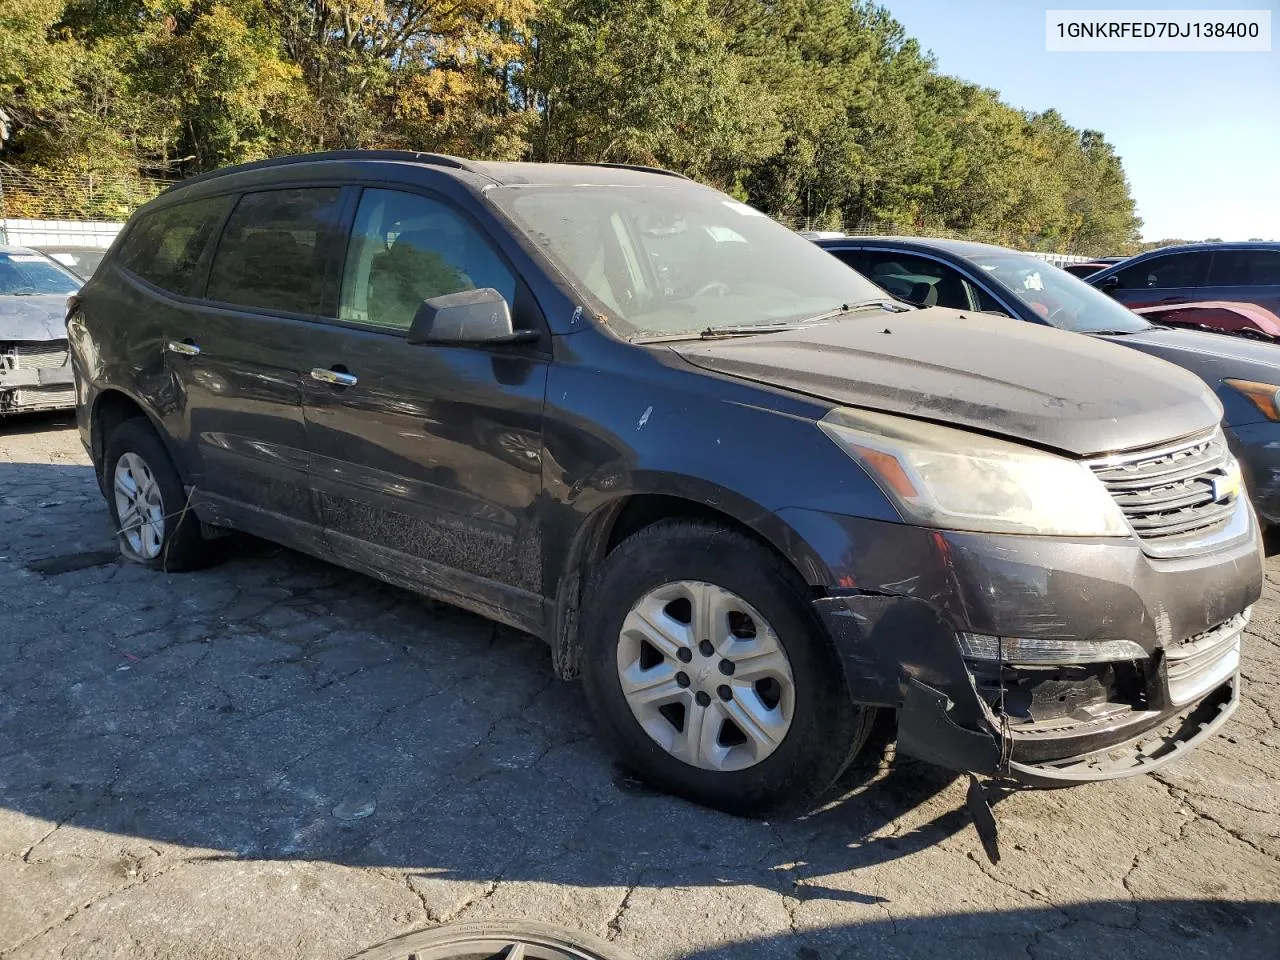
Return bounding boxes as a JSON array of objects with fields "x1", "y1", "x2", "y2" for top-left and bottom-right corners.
[{"x1": 1, "y1": 415, "x2": 1278, "y2": 960}]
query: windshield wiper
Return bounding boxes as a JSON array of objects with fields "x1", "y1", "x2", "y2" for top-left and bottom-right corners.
[
  {"x1": 846, "y1": 298, "x2": 913, "y2": 313},
  {"x1": 632, "y1": 322, "x2": 802, "y2": 343},
  {"x1": 797, "y1": 300, "x2": 910, "y2": 325},
  {"x1": 1088, "y1": 328, "x2": 1147, "y2": 336}
]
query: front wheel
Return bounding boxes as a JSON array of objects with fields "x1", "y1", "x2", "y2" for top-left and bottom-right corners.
[{"x1": 581, "y1": 520, "x2": 873, "y2": 817}]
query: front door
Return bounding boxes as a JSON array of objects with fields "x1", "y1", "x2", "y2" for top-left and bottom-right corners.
[{"x1": 302, "y1": 186, "x2": 549, "y2": 631}]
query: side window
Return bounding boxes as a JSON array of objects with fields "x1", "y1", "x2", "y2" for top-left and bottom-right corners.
[
  {"x1": 116, "y1": 195, "x2": 234, "y2": 295},
  {"x1": 206, "y1": 188, "x2": 342, "y2": 315},
  {"x1": 339, "y1": 188, "x2": 516, "y2": 332},
  {"x1": 860, "y1": 251, "x2": 970, "y2": 309},
  {"x1": 827, "y1": 248, "x2": 866, "y2": 273},
  {"x1": 1208, "y1": 250, "x2": 1280, "y2": 286},
  {"x1": 967, "y1": 281, "x2": 1009, "y2": 315},
  {"x1": 1114, "y1": 252, "x2": 1208, "y2": 290}
]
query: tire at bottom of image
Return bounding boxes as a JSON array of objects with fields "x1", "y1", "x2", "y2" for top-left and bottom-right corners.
[{"x1": 345, "y1": 921, "x2": 640, "y2": 960}]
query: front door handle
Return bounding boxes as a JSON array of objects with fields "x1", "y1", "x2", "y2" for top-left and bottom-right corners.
[
  {"x1": 310, "y1": 367, "x2": 358, "y2": 388},
  {"x1": 166, "y1": 339, "x2": 201, "y2": 357}
]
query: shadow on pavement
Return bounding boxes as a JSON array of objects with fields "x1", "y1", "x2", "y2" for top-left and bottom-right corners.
[
  {"x1": 0, "y1": 409, "x2": 77, "y2": 438},
  {"x1": 673, "y1": 899, "x2": 1278, "y2": 960},
  {"x1": 7, "y1": 460, "x2": 1219, "y2": 956},
  {"x1": 341, "y1": 900, "x2": 1280, "y2": 960}
]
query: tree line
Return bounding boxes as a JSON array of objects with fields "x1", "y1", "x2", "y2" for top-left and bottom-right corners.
[{"x1": 1, "y1": 0, "x2": 1143, "y2": 253}]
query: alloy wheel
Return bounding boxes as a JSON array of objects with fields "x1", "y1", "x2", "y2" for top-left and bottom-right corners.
[
  {"x1": 113, "y1": 452, "x2": 165, "y2": 560},
  {"x1": 616, "y1": 580, "x2": 796, "y2": 772}
]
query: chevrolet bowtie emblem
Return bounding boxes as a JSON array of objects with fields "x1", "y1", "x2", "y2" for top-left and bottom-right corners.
[{"x1": 1212, "y1": 463, "x2": 1243, "y2": 503}]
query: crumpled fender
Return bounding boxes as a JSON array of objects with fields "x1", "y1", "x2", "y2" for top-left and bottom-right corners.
[{"x1": 813, "y1": 591, "x2": 1003, "y2": 775}]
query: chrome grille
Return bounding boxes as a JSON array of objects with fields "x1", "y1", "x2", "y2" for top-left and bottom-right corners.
[
  {"x1": 8, "y1": 341, "x2": 70, "y2": 369},
  {"x1": 1166, "y1": 611, "x2": 1246, "y2": 706},
  {"x1": 1088, "y1": 430, "x2": 1238, "y2": 543}
]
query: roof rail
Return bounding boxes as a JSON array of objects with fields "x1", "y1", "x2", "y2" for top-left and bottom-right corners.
[
  {"x1": 158, "y1": 150, "x2": 490, "y2": 196},
  {"x1": 572, "y1": 162, "x2": 691, "y2": 181}
]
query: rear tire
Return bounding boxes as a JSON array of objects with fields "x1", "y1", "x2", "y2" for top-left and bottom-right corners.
[
  {"x1": 580, "y1": 519, "x2": 873, "y2": 817},
  {"x1": 104, "y1": 417, "x2": 211, "y2": 572}
]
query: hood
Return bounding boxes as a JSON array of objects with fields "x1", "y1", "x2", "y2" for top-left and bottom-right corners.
[
  {"x1": 1110, "y1": 327, "x2": 1280, "y2": 405},
  {"x1": 0, "y1": 294, "x2": 70, "y2": 341},
  {"x1": 673, "y1": 307, "x2": 1221, "y2": 457}
]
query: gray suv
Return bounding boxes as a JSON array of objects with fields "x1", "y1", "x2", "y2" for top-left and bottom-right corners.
[{"x1": 69, "y1": 152, "x2": 1263, "y2": 815}]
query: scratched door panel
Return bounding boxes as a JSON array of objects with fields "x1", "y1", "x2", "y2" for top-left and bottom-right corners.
[
  {"x1": 302, "y1": 323, "x2": 548, "y2": 605},
  {"x1": 174, "y1": 306, "x2": 316, "y2": 529}
]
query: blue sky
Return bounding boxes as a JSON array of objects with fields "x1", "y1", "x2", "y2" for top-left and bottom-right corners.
[{"x1": 883, "y1": 0, "x2": 1279, "y2": 240}]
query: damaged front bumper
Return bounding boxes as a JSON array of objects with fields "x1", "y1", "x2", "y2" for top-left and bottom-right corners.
[
  {"x1": 0, "y1": 340, "x2": 76, "y2": 413},
  {"x1": 794, "y1": 505, "x2": 1262, "y2": 787}
]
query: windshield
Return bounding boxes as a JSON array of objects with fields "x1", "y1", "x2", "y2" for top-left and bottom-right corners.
[
  {"x1": 969, "y1": 252, "x2": 1150, "y2": 334},
  {"x1": 488, "y1": 184, "x2": 887, "y2": 337},
  {"x1": 0, "y1": 252, "x2": 81, "y2": 296},
  {"x1": 41, "y1": 248, "x2": 106, "y2": 281}
]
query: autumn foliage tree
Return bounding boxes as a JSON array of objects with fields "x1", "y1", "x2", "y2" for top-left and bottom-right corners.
[{"x1": 0, "y1": 0, "x2": 1143, "y2": 253}]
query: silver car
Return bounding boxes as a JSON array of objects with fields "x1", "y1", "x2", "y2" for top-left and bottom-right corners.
[{"x1": 0, "y1": 245, "x2": 80, "y2": 414}]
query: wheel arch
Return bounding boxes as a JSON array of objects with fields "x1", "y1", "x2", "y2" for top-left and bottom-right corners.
[
  {"x1": 90, "y1": 388, "x2": 187, "y2": 492},
  {"x1": 547, "y1": 484, "x2": 833, "y2": 680}
]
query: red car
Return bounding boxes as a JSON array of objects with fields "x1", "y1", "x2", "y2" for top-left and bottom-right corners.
[{"x1": 1132, "y1": 300, "x2": 1280, "y2": 340}]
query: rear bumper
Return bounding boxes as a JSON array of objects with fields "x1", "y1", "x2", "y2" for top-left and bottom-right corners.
[{"x1": 797, "y1": 505, "x2": 1262, "y2": 785}]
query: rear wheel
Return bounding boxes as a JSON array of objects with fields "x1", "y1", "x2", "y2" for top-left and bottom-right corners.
[
  {"x1": 104, "y1": 417, "x2": 211, "y2": 571},
  {"x1": 581, "y1": 519, "x2": 873, "y2": 817}
]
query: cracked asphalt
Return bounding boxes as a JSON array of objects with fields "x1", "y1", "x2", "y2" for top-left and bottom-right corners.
[{"x1": 1, "y1": 414, "x2": 1278, "y2": 960}]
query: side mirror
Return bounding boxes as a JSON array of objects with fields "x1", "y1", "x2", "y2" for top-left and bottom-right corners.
[
  {"x1": 407, "y1": 288, "x2": 538, "y2": 345},
  {"x1": 1098, "y1": 275, "x2": 1120, "y2": 294}
]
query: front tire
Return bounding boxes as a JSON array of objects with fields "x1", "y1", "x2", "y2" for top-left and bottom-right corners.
[
  {"x1": 104, "y1": 417, "x2": 211, "y2": 572},
  {"x1": 581, "y1": 520, "x2": 873, "y2": 817}
]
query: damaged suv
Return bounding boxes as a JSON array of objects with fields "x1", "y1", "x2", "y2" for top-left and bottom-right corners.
[{"x1": 70, "y1": 152, "x2": 1262, "y2": 815}]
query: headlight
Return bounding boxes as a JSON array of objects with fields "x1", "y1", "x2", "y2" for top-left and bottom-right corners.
[
  {"x1": 818, "y1": 407, "x2": 1130, "y2": 537},
  {"x1": 1224, "y1": 378, "x2": 1280, "y2": 421}
]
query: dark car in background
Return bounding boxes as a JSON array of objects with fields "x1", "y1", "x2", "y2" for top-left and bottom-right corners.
[
  {"x1": 1088, "y1": 242, "x2": 1280, "y2": 318},
  {"x1": 69, "y1": 152, "x2": 1260, "y2": 817},
  {"x1": 815, "y1": 236, "x2": 1280, "y2": 525},
  {"x1": 0, "y1": 245, "x2": 80, "y2": 415},
  {"x1": 1063, "y1": 255, "x2": 1128, "y2": 279}
]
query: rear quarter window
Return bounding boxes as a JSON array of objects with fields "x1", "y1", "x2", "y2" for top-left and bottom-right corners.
[{"x1": 116, "y1": 195, "x2": 235, "y2": 295}]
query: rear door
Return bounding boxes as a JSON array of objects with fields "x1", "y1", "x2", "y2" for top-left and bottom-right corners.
[
  {"x1": 1204, "y1": 248, "x2": 1280, "y2": 313},
  {"x1": 1107, "y1": 251, "x2": 1211, "y2": 308},
  {"x1": 300, "y1": 185, "x2": 549, "y2": 630},
  {"x1": 172, "y1": 186, "x2": 347, "y2": 547}
]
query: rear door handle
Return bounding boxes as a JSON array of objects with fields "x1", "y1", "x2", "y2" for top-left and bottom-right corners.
[
  {"x1": 166, "y1": 339, "x2": 201, "y2": 357},
  {"x1": 310, "y1": 367, "x2": 358, "y2": 388}
]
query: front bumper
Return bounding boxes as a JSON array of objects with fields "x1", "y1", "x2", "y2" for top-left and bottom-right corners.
[
  {"x1": 793, "y1": 504, "x2": 1262, "y2": 785},
  {"x1": 1228, "y1": 420, "x2": 1280, "y2": 526},
  {"x1": 0, "y1": 341, "x2": 76, "y2": 413}
]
